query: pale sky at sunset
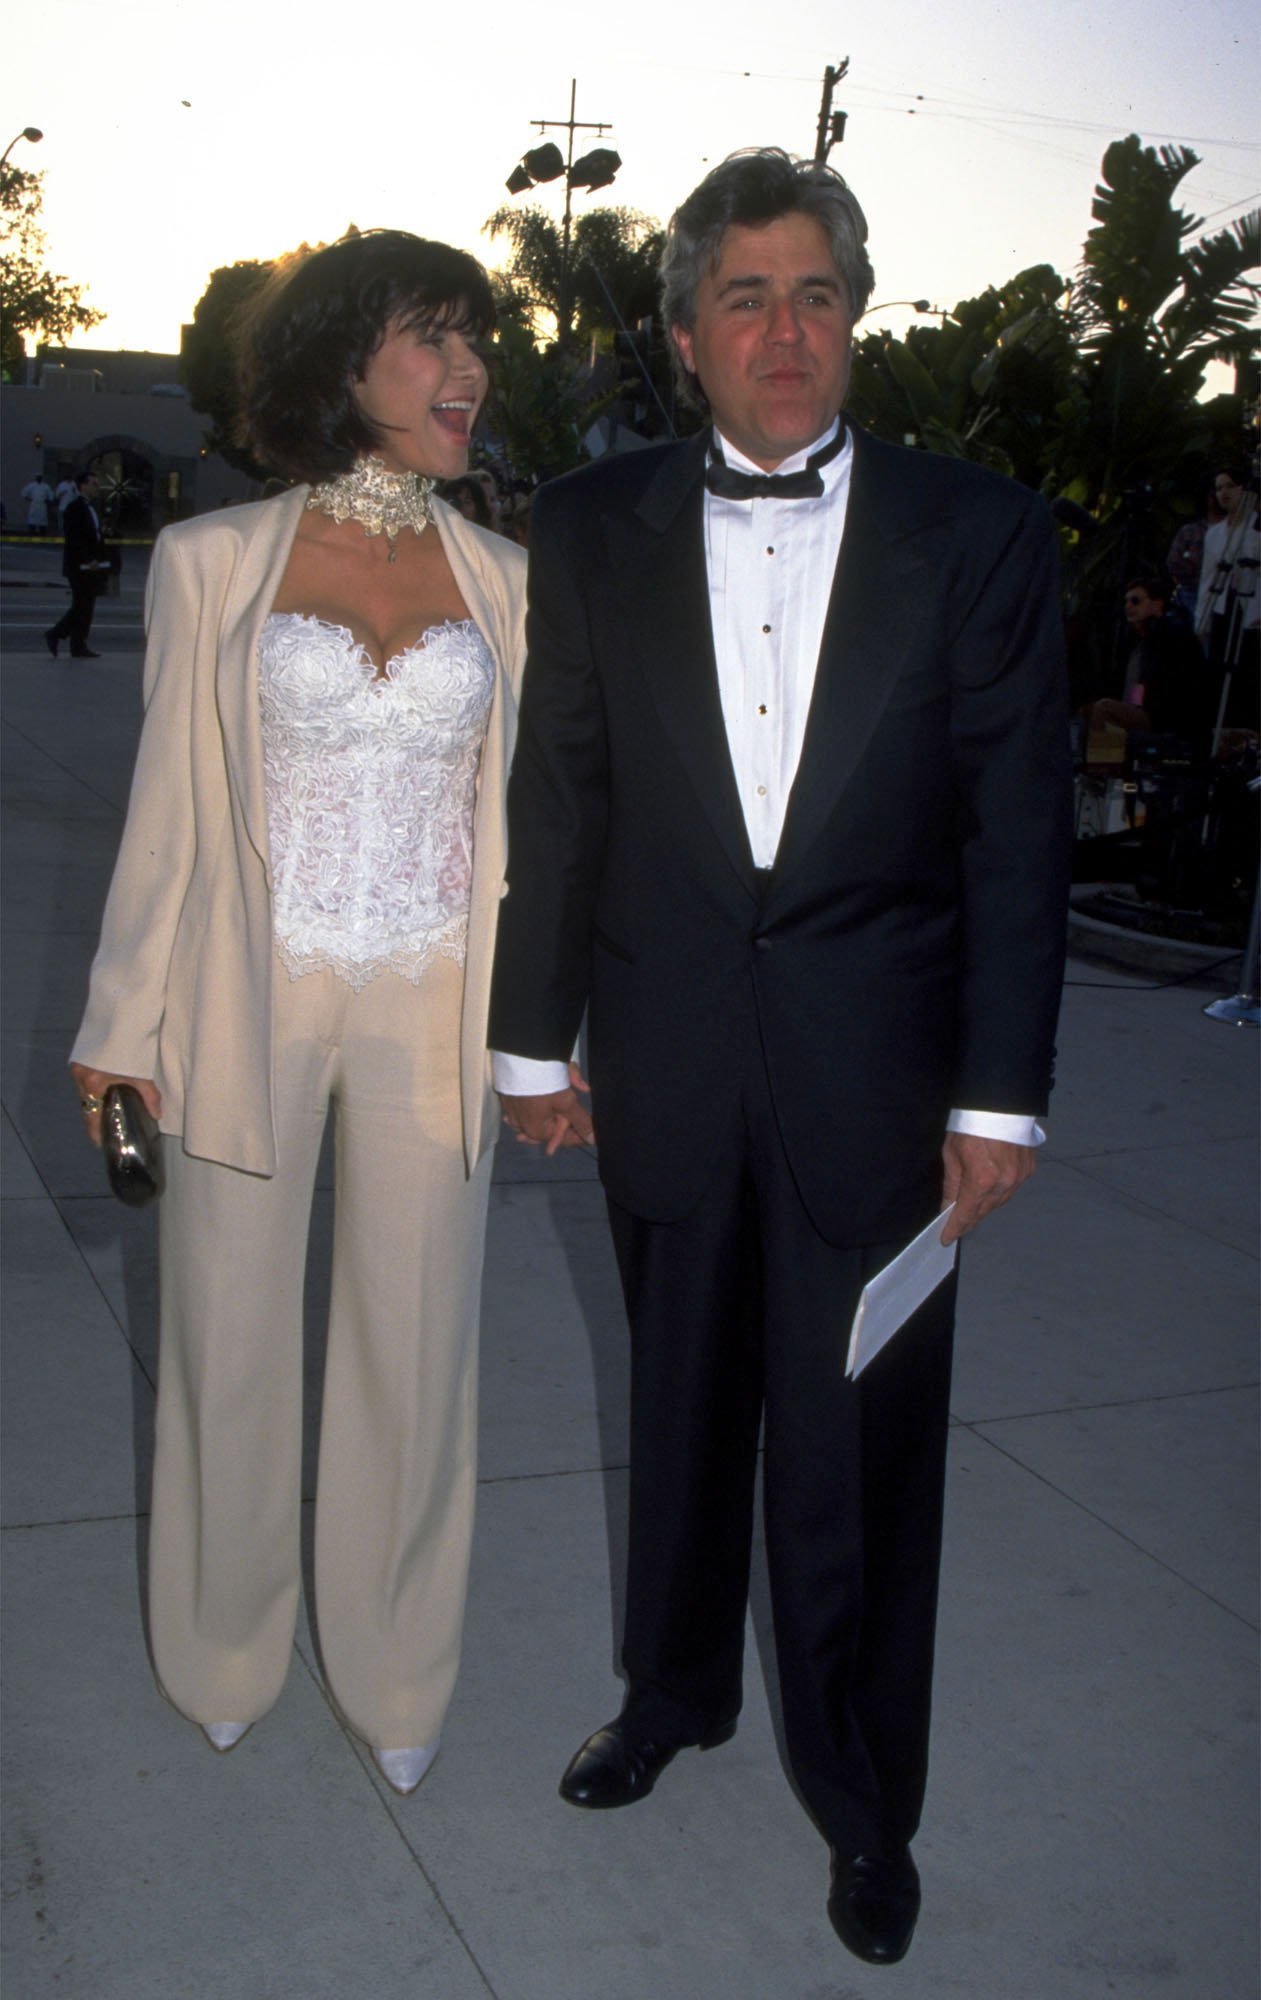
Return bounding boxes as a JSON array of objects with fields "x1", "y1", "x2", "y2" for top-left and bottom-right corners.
[{"x1": 6, "y1": 0, "x2": 1258, "y2": 357}]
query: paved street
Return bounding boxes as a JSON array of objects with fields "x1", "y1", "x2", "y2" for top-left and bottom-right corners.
[
  {"x1": 1, "y1": 607, "x2": 1257, "y2": 1999},
  {"x1": 0, "y1": 537, "x2": 147, "y2": 659}
]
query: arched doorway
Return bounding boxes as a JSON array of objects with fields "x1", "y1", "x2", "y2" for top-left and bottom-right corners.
[{"x1": 87, "y1": 444, "x2": 155, "y2": 533}]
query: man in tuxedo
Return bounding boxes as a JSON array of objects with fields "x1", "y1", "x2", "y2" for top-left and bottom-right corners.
[
  {"x1": 488, "y1": 149, "x2": 1071, "y2": 1966},
  {"x1": 45, "y1": 471, "x2": 106, "y2": 659}
]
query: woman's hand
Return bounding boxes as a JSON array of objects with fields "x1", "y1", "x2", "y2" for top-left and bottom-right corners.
[{"x1": 69, "y1": 1063, "x2": 161, "y2": 1149}]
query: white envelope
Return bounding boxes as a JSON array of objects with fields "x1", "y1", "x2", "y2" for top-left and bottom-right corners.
[{"x1": 845, "y1": 1204, "x2": 958, "y2": 1381}]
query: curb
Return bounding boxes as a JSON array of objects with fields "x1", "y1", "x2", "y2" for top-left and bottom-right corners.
[{"x1": 1068, "y1": 904, "x2": 1243, "y2": 985}]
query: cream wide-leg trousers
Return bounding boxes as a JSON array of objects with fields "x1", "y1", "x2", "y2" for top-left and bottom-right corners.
[{"x1": 148, "y1": 954, "x2": 492, "y2": 1749}]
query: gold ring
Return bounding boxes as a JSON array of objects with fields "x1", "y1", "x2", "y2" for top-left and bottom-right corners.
[{"x1": 80, "y1": 1094, "x2": 103, "y2": 1113}]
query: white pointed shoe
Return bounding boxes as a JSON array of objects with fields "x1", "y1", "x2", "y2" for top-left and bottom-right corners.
[
  {"x1": 372, "y1": 1743, "x2": 439, "y2": 1795},
  {"x1": 202, "y1": 1721, "x2": 250, "y2": 1753}
]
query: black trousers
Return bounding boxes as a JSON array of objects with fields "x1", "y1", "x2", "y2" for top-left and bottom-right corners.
[
  {"x1": 49, "y1": 577, "x2": 99, "y2": 654},
  {"x1": 606, "y1": 1045, "x2": 956, "y2": 1859}
]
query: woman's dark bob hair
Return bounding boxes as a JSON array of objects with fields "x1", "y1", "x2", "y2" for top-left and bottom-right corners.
[{"x1": 235, "y1": 229, "x2": 495, "y2": 482}]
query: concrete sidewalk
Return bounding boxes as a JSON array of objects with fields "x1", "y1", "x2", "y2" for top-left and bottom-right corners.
[{"x1": 2, "y1": 636, "x2": 1257, "y2": 2000}]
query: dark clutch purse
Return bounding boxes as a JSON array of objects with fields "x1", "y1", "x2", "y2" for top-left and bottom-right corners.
[{"x1": 101, "y1": 1084, "x2": 165, "y2": 1207}]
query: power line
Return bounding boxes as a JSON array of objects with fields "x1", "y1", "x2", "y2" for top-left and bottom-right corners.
[
  {"x1": 625, "y1": 56, "x2": 1261, "y2": 159},
  {"x1": 1195, "y1": 194, "x2": 1261, "y2": 225},
  {"x1": 843, "y1": 72, "x2": 1261, "y2": 151}
]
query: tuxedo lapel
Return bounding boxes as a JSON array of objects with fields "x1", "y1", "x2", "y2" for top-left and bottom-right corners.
[
  {"x1": 605, "y1": 436, "x2": 759, "y2": 894},
  {"x1": 771, "y1": 425, "x2": 950, "y2": 890}
]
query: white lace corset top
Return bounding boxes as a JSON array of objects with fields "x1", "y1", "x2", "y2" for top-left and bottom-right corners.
[{"x1": 258, "y1": 612, "x2": 495, "y2": 988}]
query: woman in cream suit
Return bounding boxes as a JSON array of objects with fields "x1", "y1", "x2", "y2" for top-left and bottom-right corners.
[{"x1": 70, "y1": 232, "x2": 527, "y2": 1794}]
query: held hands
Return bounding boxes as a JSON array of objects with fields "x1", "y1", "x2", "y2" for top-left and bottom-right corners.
[
  {"x1": 69, "y1": 1062, "x2": 161, "y2": 1149},
  {"x1": 939, "y1": 1131, "x2": 1035, "y2": 1245},
  {"x1": 499, "y1": 1061, "x2": 594, "y2": 1156}
]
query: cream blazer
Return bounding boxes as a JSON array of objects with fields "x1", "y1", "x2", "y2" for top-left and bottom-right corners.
[{"x1": 71, "y1": 486, "x2": 526, "y2": 1177}]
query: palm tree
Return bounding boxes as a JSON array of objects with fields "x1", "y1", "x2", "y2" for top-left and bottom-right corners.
[
  {"x1": 1051, "y1": 138, "x2": 1257, "y2": 667},
  {"x1": 1075, "y1": 135, "x2": 1258, "y2": 369},
  {"x1": 482, "y1": 319, "x2": 594, "y2": 482},
  {"x1": 1062, "y1": 136, "x2": 1258, "y2": 510},
  {"x1": 483, "y1": 203, "x2": 663, "y2": 348}
]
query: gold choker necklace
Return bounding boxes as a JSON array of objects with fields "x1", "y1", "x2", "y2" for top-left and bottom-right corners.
[{"x1": 306, "y1": 458, "x2": 435, "y2": 563}]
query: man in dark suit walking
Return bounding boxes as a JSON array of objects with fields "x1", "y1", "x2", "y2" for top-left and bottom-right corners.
[
  {"x1": 488, "y1": 149, "x2": 1071, "y2": 1966},
  {"x1": 45, "y1": 471, "x2": 106, "y2": 659}
]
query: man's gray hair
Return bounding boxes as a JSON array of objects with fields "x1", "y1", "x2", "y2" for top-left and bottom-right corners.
[{"x1": 660, "y1": 148, "x2": 874, "y2": 412}]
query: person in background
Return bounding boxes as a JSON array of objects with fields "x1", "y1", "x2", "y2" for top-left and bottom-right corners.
[
  {"x1": 469, "y1": 468, "x2": 502, "y2": 529},
  {"x1": 502, "y1": 491, "x2": 533, "y2": 546},
  {"x1": 1084, "y1": 576, "x2": 1206, "y2": 747},
  {"x1": 45, "y1": 472, "x2": 107, "y2": 659},
  {"x1": 69, "y1": 230, "x2": 528, "y2": 1797},
  {"x1": 54, "y1": 473, "x2": 79, "y2": 525},
  {"x1": 1166, "y1": 481, "x2": 1224, "y2": 627},
  {"x1": 441, "y1": 474, "x2": 495, "y2": 529},
  {"x1": 21, "y1": 472, "x2": 53, "y2": 534},
  {"x1": 1196, "y1": 464, "x2": 1260, "y2": 735}
]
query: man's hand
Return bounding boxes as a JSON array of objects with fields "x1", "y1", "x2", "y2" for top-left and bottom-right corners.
[
  {"x1": 939, "y1": 1131, "x2": 1035, "y2": 1245},
  {"x1": 499, "y1": 1062, "x2": 594, "y2": 1156}
]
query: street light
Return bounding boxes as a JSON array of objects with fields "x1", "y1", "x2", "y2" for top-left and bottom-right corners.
[
  {"x1": 866, "y1": 299, "x2": 932, "y2": 318},
  {"x1": 505, "y1": 142, "x2": 564, "y2": 195},
  {"x1": 567, "y1": 147, "x2": 621, "y2": 193},
  {"x1": 0, "y1": 126, "x2": 44, "y2": 170}
]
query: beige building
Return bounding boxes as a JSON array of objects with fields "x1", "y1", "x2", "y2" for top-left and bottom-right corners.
[{"x1": 2, "y1": 346, "x2": 258, "y2": 535}]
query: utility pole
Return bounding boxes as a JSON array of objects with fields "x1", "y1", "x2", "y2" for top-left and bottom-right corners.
[
  {"x1": 529, "y1": 80, "x2": 612, "y2": 345},
  {"x1": 813, "y1": 60, "x2": 850, "y2": 163}
]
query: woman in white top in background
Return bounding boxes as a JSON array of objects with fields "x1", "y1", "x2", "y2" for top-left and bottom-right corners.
[
  {"x1": 1195, "y1": 463, "x2": 1260, "y2": 735},
  {"x1": 69, "y1": 231, "x2": 528, "y2": 1793}
]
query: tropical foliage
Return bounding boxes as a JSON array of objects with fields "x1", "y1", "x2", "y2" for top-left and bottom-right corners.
[
  {"x1": 850, "y1": 138, "x2": 1257, "y2": 510},
  {"x1": 171, "y1": 134, "x2": 1256, "y2": 566},
  {"x1": 848, "y1": 136, "x2": 1258, "y2": 681},
  {"x1": 0, "y1": 164, "x2": 103, "y2": 374},
  {"x1": 480, "y1": 203, "x2": 672, "y2": 476},
  {"x1": 483, "y1": 319, "x2": 594, "y2": 481},
  {"x1": 180, "y1": 259, "x2": 274, "y2": 479},
  {"x1": 848, "y1": 264, "x2": 1076, "y2": 485},
  {"x1": 1064, "y1": 137, "x2": 1258, "y2": 517},
  {"x1": 483, "y1": 202, "x2": 663, "y2": 347}
]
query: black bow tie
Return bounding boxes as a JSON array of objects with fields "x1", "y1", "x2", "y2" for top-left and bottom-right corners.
[{"x1": 704, "y1": 426, "x2": 845, "y2": 501}]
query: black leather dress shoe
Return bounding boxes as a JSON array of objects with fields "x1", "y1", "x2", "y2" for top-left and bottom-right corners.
[
  {"x1": 44, "y1": 629, "x2": 59, "y2": 658},
  {"x1": 558, "y1": 1711, "x2": 736, "y2": 1809},
  {"x1": 827, "y1": 1849, "x2": 921, "y2": 1965},
  {"x1": 70, "y1": 647, "x2": 101, "y2": 659}
]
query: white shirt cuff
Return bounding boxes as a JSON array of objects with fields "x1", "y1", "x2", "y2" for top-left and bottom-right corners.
[
  {"x1": 492, "y1": 1051, "x2": 572, "y2": 1096},
  {"x1": 489, "y1": 1067, "x2": 1045, "y2": 1141},
  {"x1": 947, "y1": 1107, "x2": 1045, "y2": 1147}
]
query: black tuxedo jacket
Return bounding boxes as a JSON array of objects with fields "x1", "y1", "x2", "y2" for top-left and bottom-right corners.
[
  {"x1": 489, "y1": 423, "x2": 1072, "y2": 1245},
  {"x1": 61, "y1": 495, "x2": 105, "y2": 582}
]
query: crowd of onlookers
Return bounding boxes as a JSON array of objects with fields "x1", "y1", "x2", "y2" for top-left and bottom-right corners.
[
  {"x1": 13, "y1": 458, "x2": 1257, "y2": 743},
  {"x1": 8, "y1": 465, "x2": 541, "y2": 548},
  {"x1": 1078, "y1": 464, "x2": 1259, "y2": 758},
  {"x1": 438, "y1": 470, "x2": 535, "y2": 546},
  {"x1": 1071, "y1": 464, "x2": 1259, "y2": 921},
  {"x1": 15, "y1": 471, "x2": 84, "y2": 534}
]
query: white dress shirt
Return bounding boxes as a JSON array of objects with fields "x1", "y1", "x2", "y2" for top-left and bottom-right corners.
[
  {"x1": 493, "y1": 423, "x2": 1041, "y2": 1149},
  {"x1": 707, "y1": 421, "x2": 852, "y2": 866}
]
